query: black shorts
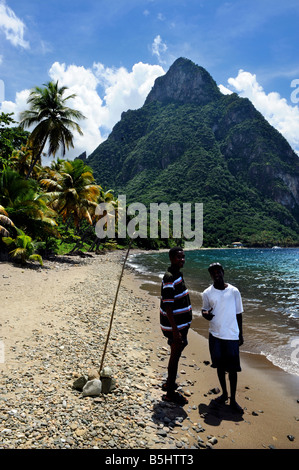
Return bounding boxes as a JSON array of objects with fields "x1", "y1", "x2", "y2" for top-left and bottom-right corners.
[
  {"x1": 164, "y1": 327, "x2": 189, "y2": 349},
  {"x1": 209, "y1": 333, "x2": 241, "y2": 372}
]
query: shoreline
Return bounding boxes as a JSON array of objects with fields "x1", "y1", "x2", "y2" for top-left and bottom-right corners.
[
  {"x1": 127, "y1": 248, "x2": 299, "y2": 379},
  {"x1": 126, "y1": 250, "x2": 299, "y2": 449},
  {"x1": 0, "y1": 250, "x2": 298, "y2": 450}
]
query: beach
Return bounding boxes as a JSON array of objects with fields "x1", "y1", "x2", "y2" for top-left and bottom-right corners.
[{"x1": 0, "y1": 249, "x2": 298, "y2": 451}]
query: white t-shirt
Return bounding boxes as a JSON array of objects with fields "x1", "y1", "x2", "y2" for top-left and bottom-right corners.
[{"x1": 202, "y1": 283, "x2": 243, "y2": 340}]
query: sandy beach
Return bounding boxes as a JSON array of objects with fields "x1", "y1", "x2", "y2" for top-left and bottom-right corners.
[{"x1": 0, "y1": 249, "x2": 298, "y2": 451}]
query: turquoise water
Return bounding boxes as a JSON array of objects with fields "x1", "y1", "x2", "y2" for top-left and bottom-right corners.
[{"x1": 128, "y1": 248, "x2": 299, "y2": 376}]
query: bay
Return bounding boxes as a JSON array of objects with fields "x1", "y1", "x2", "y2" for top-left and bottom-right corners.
[{"x1": 128, "y1": 248, "x2": 299, "y2": 377}]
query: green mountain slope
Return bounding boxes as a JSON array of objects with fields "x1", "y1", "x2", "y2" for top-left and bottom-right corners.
[{"x1": 86, "y1": 58, "x2": 299, "y2": 247}]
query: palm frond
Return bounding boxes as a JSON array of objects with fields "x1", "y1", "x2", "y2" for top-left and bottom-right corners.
[
  {"x1": 0, "y1": 214, "x2": 15, "y2": 227},
  {"x1": 0, "y1": 227, "x2": 10, "y2": 237},
  {"x1": 0, "y1": 205, "x2": 8, "y2": 216},
  {"x1": 10, "y1": 247, "x2": 26, "y2": 257},
  {"x1": 19, "y1": 81, "x2": 86, "y2": 177}
]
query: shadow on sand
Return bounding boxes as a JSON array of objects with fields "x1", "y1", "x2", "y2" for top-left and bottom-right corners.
[
  {"x1": 198, "y1": 399, "x2": 244, "y2": 427},
  {"x1": 152, "y1": 400, "x2": 188, "y2": 426}
]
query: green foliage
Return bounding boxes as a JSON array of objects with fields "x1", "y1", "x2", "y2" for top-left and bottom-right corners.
[
  {"x1": 0, "y1": 83, "x2": 128, "y2": 262},
  {"x1": 0, "y1": 168, "x2": 57, "y2": 240},
  {"x1": 2, "y1": 228, "x2": 43, "y2": 265},
  {"x1": 0, "y1": 112, "x2": 29, "y2": 172},
  {"x1": 40, "y1": 158, "x2": 100, "y2": 227}
]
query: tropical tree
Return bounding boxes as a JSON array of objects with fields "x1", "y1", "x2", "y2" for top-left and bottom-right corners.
[
  {"x1": 40, "y1": 159, "x2": 101, "y2": 228},
  {"x1": 0, "y1": 168, "x2": 57, "y2": 239},
  {"x1": 2, "y1": 228, "x2": 43, "y2": 265},
  {"x1": 0, "y1": 112, "x2": 29, "y2": 172},
  {"x1": 10, "y1": 145, "x2": 42, "y2": 178},
  {"x1": 19, "y1": 81, "x2": 86, "y2": 179}
]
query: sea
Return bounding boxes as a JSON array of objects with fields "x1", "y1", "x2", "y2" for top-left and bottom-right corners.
[{"x1": 128, "y1": 248, "x2": 299, "y2": 377}]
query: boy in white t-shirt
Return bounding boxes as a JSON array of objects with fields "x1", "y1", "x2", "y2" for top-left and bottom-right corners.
[{"x1": 202, "y1": 262, "x2": 244, "y2": 414}]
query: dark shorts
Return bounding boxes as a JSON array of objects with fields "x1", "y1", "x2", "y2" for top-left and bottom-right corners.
[
  {"x1": 164, "y1": 327, "x2": 189, "y2": 350},
  {"x1": 209, "y1": 333, "x2": 241, "y2": 372}
]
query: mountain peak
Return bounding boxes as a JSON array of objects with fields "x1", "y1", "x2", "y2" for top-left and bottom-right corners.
[{"x1": 145, "y1": 57, "x2": 221, "y2": 106}]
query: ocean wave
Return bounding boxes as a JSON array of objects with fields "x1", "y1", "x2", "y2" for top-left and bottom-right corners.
[{"x1": 263, "y1": 352, "x2": 299, "y2": 377}]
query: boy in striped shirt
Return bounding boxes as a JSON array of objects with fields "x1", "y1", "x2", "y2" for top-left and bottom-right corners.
[{"x1": 160, "y1": 247, "x2": 192, "y2": 405}]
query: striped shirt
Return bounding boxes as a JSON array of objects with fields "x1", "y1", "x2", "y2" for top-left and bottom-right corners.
[{"x1": 160, "y1": 266, "x2": 192, "y2": 337}]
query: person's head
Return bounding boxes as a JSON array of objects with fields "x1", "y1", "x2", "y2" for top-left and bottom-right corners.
[
  {"x1": 169, "y1": 246, "x2": 185, "y2": 269},
  {"x1": 208, "y1": 262, "x2": 224, "y2": 282}
]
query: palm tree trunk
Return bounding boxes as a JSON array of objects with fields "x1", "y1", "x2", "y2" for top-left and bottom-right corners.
[
  {"x1": 26, "y1": 137, "x2": 47, "y2": 179},
  {"x1": 89, "y1": 237, "x2": 103, "y2": 252},
  {"x1": 26, "y1": 153, "x2": 41, "y2": 179},
  {"x1": 69, "y1": 224, "x2": 93, "y2": 253}
]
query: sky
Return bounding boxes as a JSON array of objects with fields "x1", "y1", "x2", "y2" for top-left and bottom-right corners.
[{"x1": 1, "y1": 0, "x2": 299, "y2": 160}]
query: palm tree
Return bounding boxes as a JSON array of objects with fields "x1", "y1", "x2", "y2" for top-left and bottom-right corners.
[
  {"x1": 40, "y1": 159, "x2": 101, "y2": 227},
  {"x1": 19, "y1": 81, "x2": 86, "y2": 179},
  {"x1": 0, "y1": 168, "x2": 57, "y2": 239},
  {"x1": 10, "y1": 145, "x2": 42, "y2": 178}
]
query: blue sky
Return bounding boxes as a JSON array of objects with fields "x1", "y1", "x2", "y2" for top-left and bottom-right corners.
[{"x1": 1, "y1": 0, "x2": 299, "y2": 158}]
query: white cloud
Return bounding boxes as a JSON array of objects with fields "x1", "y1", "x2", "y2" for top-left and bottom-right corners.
[
  {"x1": 0, "y1": 61, "x2": 165, "y2": 159},
  {"x1": 218, "y1": 84, "x2": 233, "y2": 95},
  {"x1": 93, "y1": 61, "x2": 165, "y2": 129},
  {"x1": 49, "y1": 61, "x2": 165, "y2": 156},
  {"x1": 152, "y1": 35, "x2": 168, "y2": 64},
  {"x1": 0, "y1": 1, "x2": 29, "y2": 49},
  {"x1": 1, "y1": 88, "x2": 30, "y2": 114},
  {"x1": 221, "y1": 70, "x2": 299, "y2": 154}
]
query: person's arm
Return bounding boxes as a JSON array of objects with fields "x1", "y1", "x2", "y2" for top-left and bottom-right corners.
[
  {"x1": 202, "y1": 308, "x2": 214, "y2": 321},
  {"x1": 237, "y1": 313, "x2": 243, "y2": 346},
  {"x1": 164, "y1": 304, "x2": 182, "y2": 343},
  {"x1": 235, "y1": 290, "x2": 244, "y2": 346},
  {"x1": 202, "y1": 291, "x2": 214, "y2": 321}
]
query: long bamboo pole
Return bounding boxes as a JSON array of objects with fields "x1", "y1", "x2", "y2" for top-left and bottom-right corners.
[{"x1": 99, "y1": 241, "x2": 133, "y2": 374}]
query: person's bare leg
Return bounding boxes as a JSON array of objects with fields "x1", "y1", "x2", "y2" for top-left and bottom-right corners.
[
  {"x1": 229, "y1": 371, "x2": 243, "y2": 413},
  {"x1": 166, "y1": 342, "x2": 182, "y2": 393},
  {"x1": 216, "y1": 367, "x2": 228, "y2": 403}
]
